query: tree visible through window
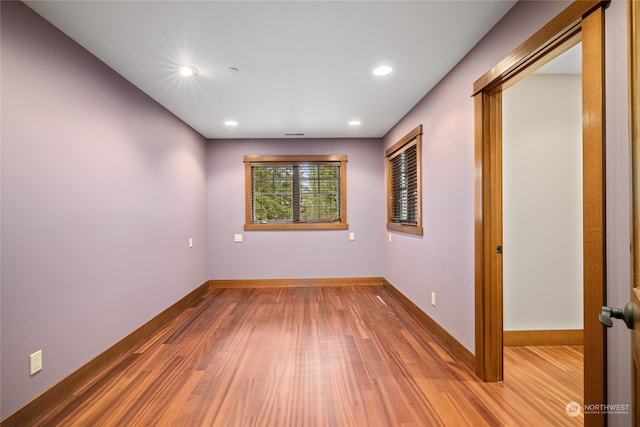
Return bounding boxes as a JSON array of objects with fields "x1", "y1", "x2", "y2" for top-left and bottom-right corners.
[
  {"x1": 386, "y1": 125, "x2": 423, "y2": 235},
  {"x1": 244, "y1": 155, "x2": 348, "y2": 230}
]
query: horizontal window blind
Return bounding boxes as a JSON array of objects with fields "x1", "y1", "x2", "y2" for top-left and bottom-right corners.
[
  {"x1": 389, "y1": 142, "x2": 418, "y2": 224},
  {"x1": 385, "y1": 125, "x2": 422, "y2": 236},
  {"x1": 251, "y1": 162, "x2": 341, "y2": 224}
]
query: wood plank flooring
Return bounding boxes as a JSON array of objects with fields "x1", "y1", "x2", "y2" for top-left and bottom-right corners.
[{"x1": 33, "y1": 286, "x2": 583, "y2": 426}]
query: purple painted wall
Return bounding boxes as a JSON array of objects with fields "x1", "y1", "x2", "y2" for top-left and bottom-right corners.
[
  {"x1": 1, "y1": 1, "x2": 208, "y2": 419},
  {"x1": 207, "y1": 138, "x2": 385, "y2": 280},
  {"x1": 382, "y1": 0, "x2": 632, "y2": 424},
  {"x1": 604, "y1": 1, "x2": 632, "y2": 424},
  {"x1": 1, "y1": 0, "x2": 634, "y2": 423}
]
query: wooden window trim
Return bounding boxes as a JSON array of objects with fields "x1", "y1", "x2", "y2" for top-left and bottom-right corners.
[
  {"x1": 244, "y1": 155, "x2": 348, "y2": 230},
  {"x1": 386, "y1": 125, "x2": 423, "y2": 236}
]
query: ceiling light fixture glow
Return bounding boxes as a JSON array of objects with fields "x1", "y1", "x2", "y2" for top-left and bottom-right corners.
[
  {"x1": 179, "y1": 65, "x2": 198, "y2": 77},
  {"x1": 348, "y1": 120, "x2": 361, "y2": 126},
  {"x1": 224, "y1": 120, "x2": 238, "y2": 127},
  {"x1": 373, "y1": 65, "x2": 393, "y2": 76}
]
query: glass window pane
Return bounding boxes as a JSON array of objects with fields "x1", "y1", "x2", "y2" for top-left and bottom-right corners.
[
  {"x1": 253, "y1": 194, "x2": 293, "y2": 222},
  {"x1": 247, "y1": 157, "x2": 345, "y2": 227}
]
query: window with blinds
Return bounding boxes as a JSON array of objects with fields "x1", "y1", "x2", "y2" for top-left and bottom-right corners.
[
  {"x1": 386, "y1": 125, "x2": 423, "y2": 235},
  {"x1": 244, "y1": 155, "x2": 348, "y2": 230}
]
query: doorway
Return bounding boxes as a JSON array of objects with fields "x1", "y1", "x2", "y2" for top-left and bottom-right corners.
[
  {"x1": 502, "y1": 43, "x2": 583, "y2": 344},
  {"x1": 473, "y1": 2, "x2": 607, "y2": 426}
]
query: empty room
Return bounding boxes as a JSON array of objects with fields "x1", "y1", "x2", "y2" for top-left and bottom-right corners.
[{"x1": 1, "y1": 0, "x2": 636, "y2": 426}]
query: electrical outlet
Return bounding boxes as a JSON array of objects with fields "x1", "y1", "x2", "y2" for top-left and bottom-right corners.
[
  {"x1": 234, "y1": 234, "x2": 243, "y2": 243},
  {"x1": 431, "y1": 292, "x2": 436, "y2": 307},
  {"x1": 30, "y1": 350, "x2": 42, "y2": 375}
]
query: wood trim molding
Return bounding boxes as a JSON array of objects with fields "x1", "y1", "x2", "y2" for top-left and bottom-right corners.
[
  {"x1": 244, "y1": 222, "x2": 349, "y2": 231},
  {"x1": 1, "y1": 281, "x2": 211, "y2": 427},
  {"x1": 503, "y1": 330, "x2": 583, "y2": 347},
  {"x1": 580, "y1": 7, "x2": 607, "y2": 423},
  {"x1": 385, "y1": 125, "x2": 424, "y2": 236},
  {"x1": 385, "y1": 125, "x2": 422, "y2": 157},
  {"x1": 473, "y1": 0, "x2": 608, "y2": 94},
  {"x1": 244, "y1": 155, "x2": 348, "y2": 163},
  {"x1": 474, "y1": 89, "x2": 504, "y2": 382},
  {"x1": 473, "y1": 2, "x2": 607, "y2": 425},
  {"x1": 243, "y1": 155, "x2": 349, "y2": 231},
  {"x1": 209, "y1": 277, "x2": 383, "y2": 289},
  {"x1": 383, "y1": 279, "x2": 475, "y2": 373}
]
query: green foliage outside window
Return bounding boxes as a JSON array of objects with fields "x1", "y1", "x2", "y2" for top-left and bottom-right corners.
[
  {"x1": 252, "y1": 165, "x2": 293, "y2": 222},
  {"x1": 252, "y1": 163, "x2": 341, "y2": 223}
]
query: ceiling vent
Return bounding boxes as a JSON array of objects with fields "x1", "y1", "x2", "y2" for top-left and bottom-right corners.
[{"x1": 284, "y1": 133, "x2": 305, "y2": 137}]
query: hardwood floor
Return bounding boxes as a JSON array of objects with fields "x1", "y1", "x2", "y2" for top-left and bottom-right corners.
[{"x1": 33, "y1": 286, "x2": 583, "y2": 426}]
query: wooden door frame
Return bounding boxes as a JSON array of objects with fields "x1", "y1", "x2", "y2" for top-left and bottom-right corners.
[{"x1": 473, "y1": 1, "x2": 608, "y2": 426}]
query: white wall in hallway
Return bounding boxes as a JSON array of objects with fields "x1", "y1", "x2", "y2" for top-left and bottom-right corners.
[{"x1": 502, "y1": 74, "x2": 583, "y2": 331}]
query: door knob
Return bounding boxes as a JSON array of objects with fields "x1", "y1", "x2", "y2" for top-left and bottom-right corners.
[{"x1": 599, "y1": 303, "x2": 634, "y2": 329}]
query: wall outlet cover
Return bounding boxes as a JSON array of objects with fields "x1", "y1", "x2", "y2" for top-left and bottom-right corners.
[{"x1": 30, "y1": 350, "x2": 42, "y2": 375}]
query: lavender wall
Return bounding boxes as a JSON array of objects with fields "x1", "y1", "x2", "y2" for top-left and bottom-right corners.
[
  {"x1": 0, "y1": 1, "x2": 208, "y2": 419},
  {"x1": 1, "y1": 0, "x2": 633, "y2": 423},
  {"x1": 604, "y1": 0, "x2": 632, "y2": 424},
  {"x1": 382, "y1": 0, "x2": 631, "y2": 424},
  {"x1": 207, "y1": 138, "x2": 385, "y2": 280}
]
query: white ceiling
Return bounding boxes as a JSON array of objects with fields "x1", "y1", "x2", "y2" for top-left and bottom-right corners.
[{"x1": 25, "y1": 1, "x2": 517, "y2": 139}]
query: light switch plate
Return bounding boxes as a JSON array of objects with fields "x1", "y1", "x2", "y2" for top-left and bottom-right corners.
[{"x1": 234, "y1": 234, "x2": 243, "y2": 243}]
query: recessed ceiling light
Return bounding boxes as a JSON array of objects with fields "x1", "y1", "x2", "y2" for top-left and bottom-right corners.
[
  {"x1": 348, "y1": 120, "x2": 361, "y2": 126},
  {"x1": 224, "y1": 120, "x2": 238, "y2": 127},
  {"x1": 373, "y1": 65, "x2": 393, "y2": 76},
  {"x1": 179, "y1": 65, "x2": 198, "y2": 77}
]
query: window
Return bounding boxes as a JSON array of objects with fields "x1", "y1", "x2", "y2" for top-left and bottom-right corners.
[
  {"x1": 386, "y1": 125, "x2": 423, "y2": 235},
  {"x1": 244, "y1": 155, "x2": 348, "y2": 230}
]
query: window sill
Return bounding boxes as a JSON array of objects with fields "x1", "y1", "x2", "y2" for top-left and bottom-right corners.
[
  {"x1": 245, "y1": 222, "x2": 349, "y2": 231},
  {"x1": 387, "y1": 222, "x2": 423, "y2": 236}
]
